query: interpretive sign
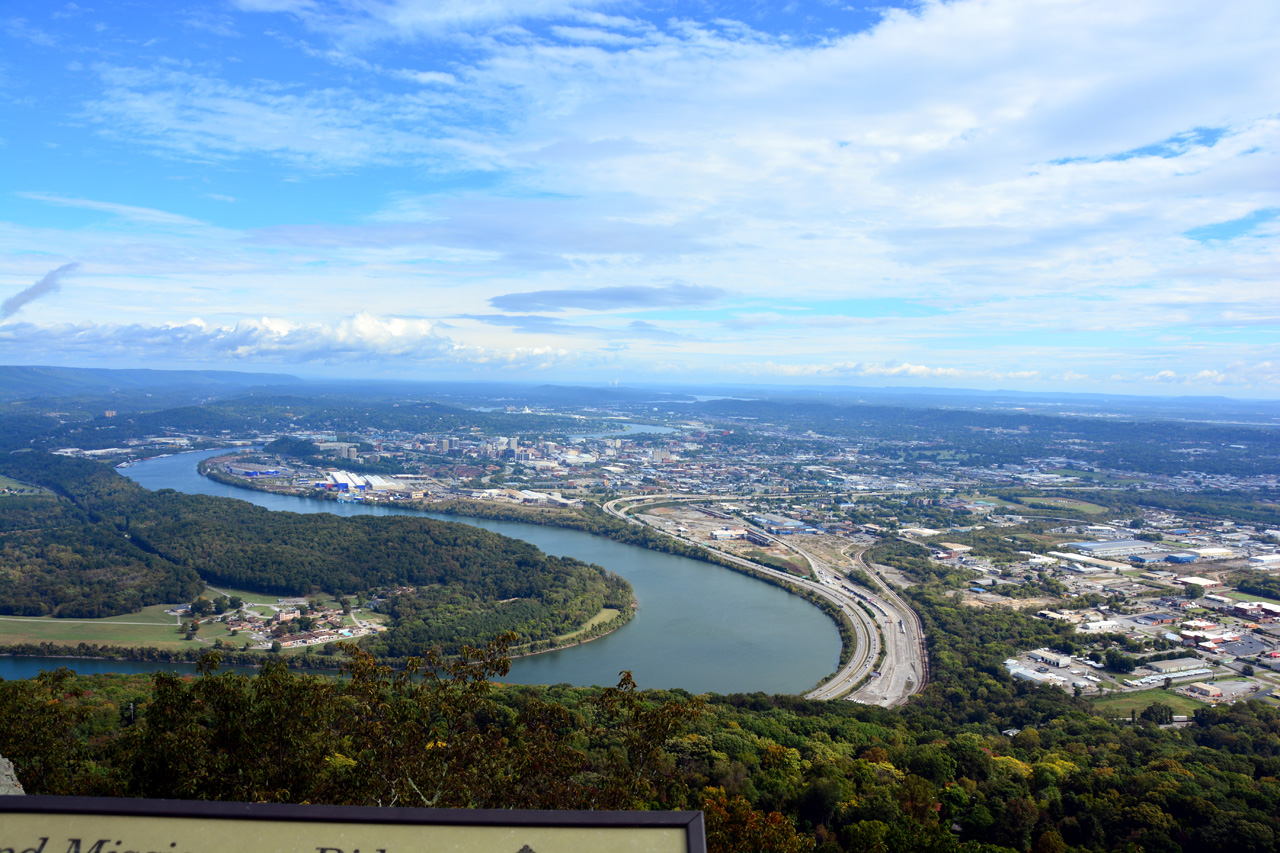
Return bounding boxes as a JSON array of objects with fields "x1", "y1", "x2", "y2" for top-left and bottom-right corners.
[{"x1": 0, "y1": 797, "x2": 705, "y2": 853}]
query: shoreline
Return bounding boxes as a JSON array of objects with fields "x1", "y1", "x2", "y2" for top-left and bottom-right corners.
[
  {"x1": 198, "y1": 456, "x2": 858, "y2": 673},
  {"x1": 505, "y1": 603, "x2": 636, "y2": 661},
  {"x1": 0, "y1": 455, "x2": 639, "y2": 669},
  {"x1": 0, "y1": 599, "x2": 636, "y2": 671}
]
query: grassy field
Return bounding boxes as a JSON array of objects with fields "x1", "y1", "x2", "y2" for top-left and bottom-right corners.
[
  {"x1": 1225, "y1": 589, "x2": 1280, "y2": 605},
  {"x1": 0, "y1": 613, "x2": 192, "y2": 649},
  {"x1": 197, "y1": 584, "x2": 363, "y2": 622},
  {"x1": 745, "y1": 549, "x2": 809, "y2": 574},
  {"x1": 962, "y1": 494, "x2": 1022, "y2": 508},
  {"x1": 1091, "y1": 689, "x2": 1206, "y2": 718},
  {"x1": 555, "y1": 608, "x2": 621, "y2": 643},
  {"x1": 92, "y1": 602, "x2": 183, "y2": 625},
  {"x1": 1027, "y1": 496, "x2": 1109, "y2": 515},
  {"x1": 202, "y1": 583, "x2": 361, "y2": 611},
  {"x1": 0, "y1": 474, "x2": 50, "y2": 493},
  {"x1": 0, "y1": 582, "x2": 383, "y2": 654},
  {"x1": 0, "y1": 595, "x2": 258, "y2": 649}
]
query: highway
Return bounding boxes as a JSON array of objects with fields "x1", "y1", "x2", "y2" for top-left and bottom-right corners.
[
  {"x1": 841, "y1": 548, "x2": 929, "y2": 705},
  {"x1": 602, "y1": 494, "x2": 927, "y2": 704}
]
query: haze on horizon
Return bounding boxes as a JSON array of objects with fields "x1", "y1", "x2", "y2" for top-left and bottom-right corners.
[{"x1": 1, "y1": 0, "x2": 1277, "y2": 397}]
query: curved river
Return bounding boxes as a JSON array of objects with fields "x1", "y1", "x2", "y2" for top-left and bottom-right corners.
[{"x1": 3, "y1": 450, "x2": 840, "y2": 694}]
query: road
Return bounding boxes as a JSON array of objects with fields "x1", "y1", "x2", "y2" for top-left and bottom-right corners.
[
  {"x1": 842, "y1": 548, "x2": 929, "y2": 705},
  {"x1": 602, "y1": 494, "x2": 927, "y2": 704}
]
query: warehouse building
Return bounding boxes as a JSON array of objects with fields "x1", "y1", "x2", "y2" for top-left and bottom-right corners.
[
  {"x1": 1029, "y1": 650, "x2": 1073, "y2": 668},
  {"x1": 1069, "y1": 540, "x2": 1159, "y2": 558},
  {"x1": 1188, "y1": 682, "x2": 1223, "y2": 699},
  {"x1": 1178, "y1": 576, "x2": 1223, "y2": 591},
  {"x1": 1146, "y1": 657, "x2": 1205, "y2": 674}
]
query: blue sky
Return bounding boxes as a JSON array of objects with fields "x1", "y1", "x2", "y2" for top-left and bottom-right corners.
[{"x1": 2, "y1": 0, "x2": 1278, "y2": 395}]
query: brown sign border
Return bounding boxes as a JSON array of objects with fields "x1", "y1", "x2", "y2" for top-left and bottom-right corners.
[{"x1": 0, "y1": 796, "x2": 705, "y2": 853}]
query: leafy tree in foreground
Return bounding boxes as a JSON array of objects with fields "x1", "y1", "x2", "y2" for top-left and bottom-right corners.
[
  {"x1": 701, "y1": 787, "x2": 814, "y2": 853},
  {"x1": 3, "y1": 635, "x2": 701, "y2": 813}
]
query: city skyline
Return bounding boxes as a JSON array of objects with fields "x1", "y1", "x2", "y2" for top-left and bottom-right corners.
[{"x1": 2, "y1": 0, "x2": 1278, "y2": 396}]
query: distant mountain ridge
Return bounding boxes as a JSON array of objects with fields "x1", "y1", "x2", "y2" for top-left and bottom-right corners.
[{"x1": 0, "y1": 365, "x2": 302, "y2": 400}]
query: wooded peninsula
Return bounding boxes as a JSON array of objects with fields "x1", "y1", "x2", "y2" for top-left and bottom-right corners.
[{"x1": 0, "y1": 451, "x2": 633, "y2": 657}]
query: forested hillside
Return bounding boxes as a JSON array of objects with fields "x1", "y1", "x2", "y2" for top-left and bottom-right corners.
[
  {"x1": 0, "y1": 452, "x2": 630, "y2": 652},
  {"x1": 0, "y1": 493, "x2": 203, "y2": 617}
]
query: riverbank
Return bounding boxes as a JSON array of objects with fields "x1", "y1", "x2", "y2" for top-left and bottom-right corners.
[
  {"x1": 0, "y1": 460, "x2": 636, "y2": 672},
  {"x1": 0, "y1": 604, "x2": 631, "y2": 670},
  {"x1": 200, "y1": 459, "x2": 857, "y2": 672},
  {"x1": 505, "y1": 603, "x2": 635, "y2": 660},
  {"x1": 0, "y1": 641, "x2": 338, "y2": 670},
  {"x1": 107, "y1": 450, "x2": 840, "y2": 693},
  {"x1": 201, "y1": 456, "x2": 755, "y2": 571}
]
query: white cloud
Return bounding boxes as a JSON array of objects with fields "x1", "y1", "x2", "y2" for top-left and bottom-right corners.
[
  {"x1": 233, "y1": 0, "x2": 623, "y2": 43},
  {"x1": 391, "y1": 68, "x2": 458, "y2": 85},
  {"x1": 17, "y1": 192, "x2": 209, "y2": 228},
  {"x1": 82, "y1": 65, "x2": 475, "y2": 171},
  {"x1": 1142, "y1": 363, "x2": 1280, "y2": 388},
  {"x1": 734, "y1": 359, "x2": 1034, "y2": 382},
  {"x1": 0, "y1": 312, "x2": 586, "y2": 371}
]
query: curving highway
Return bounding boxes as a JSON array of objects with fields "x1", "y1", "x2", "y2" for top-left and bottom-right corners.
[{"x1": 602, "y1": 494, "x2": 927, "y2": 704}]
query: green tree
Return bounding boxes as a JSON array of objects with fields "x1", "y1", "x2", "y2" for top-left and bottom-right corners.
[{"x1": 1105, "y1": 648, "x2": 1136, "y2": 673}]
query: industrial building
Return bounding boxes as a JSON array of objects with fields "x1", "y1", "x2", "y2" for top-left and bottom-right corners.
[
  {"x1": 1188, "y1": 682, "x2": 1223, "y2": 698},
  {"x1": 1146, "y1": 657, "x2": 1205, "y2": 674},
  {"x1": 938, "y1": 543, "x2": 974, "y2": 558},
  {"x1": 1178, "y1": 576, "x2": 1223, "y2": 591},
  {"x1": 1129, "y1": 552, "x2": 1200, "y2": 565},
  {"x1": 1232, "y1": 601, "x2": 1280, "y2": 622},
  {"x1": 1190, "y1": 547, "x2": 1236, "y2": 559},
  {"x1": 1069, "y1": 540, "x2": 1158, "y2": 558},
  {"x1": 1029, "y1": 650, "x2": 1072, "y2": 668}
]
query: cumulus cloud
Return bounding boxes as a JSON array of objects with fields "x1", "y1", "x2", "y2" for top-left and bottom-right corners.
[
  {"x1": 489, "y1": 283, "x2": 723, "y2": 312},
  {"x1": 2, "y1": 263, "x2": 80, "y2": 320},
  {"x1": 0, "y1": 312, "x2": 608, "y2": 373},
  {"x1": 0, "y1": 313, "x2": 472, "y2": 364},
  {"x1": 1141, "y1": 363, "x2": 1280, "y2": 387}
]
